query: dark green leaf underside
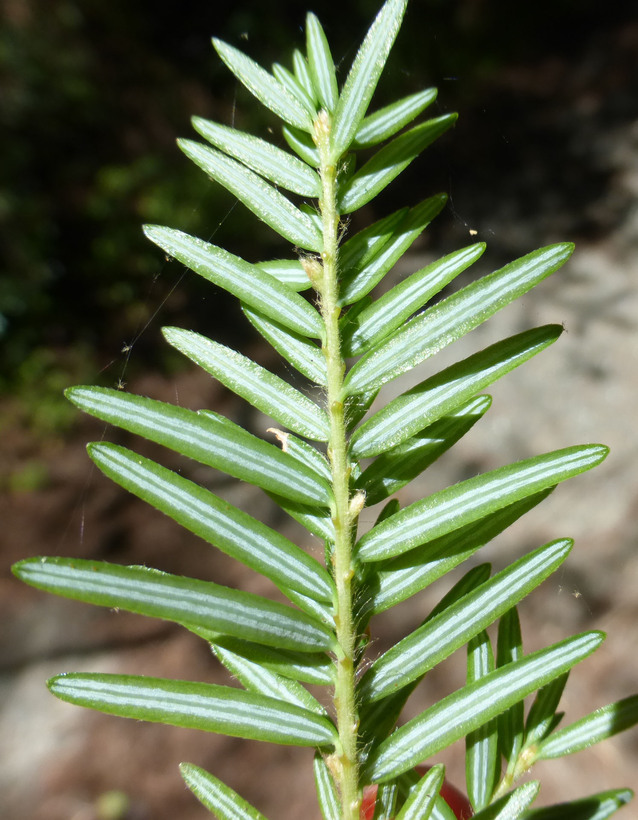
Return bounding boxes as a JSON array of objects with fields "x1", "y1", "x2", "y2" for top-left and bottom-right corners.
[
  {"x1": 14, "y1": 557, "x2": 337, "y2": 653},
  {"x1": 344, "y1": 243, "x2": 574, "y2": 394},
  {"x1": 163, "y1": 327, "x2": 330, "y2": 441},
  {"x1": 144, "y1": 226, "x2": 323, "y2": 338},
  {"x1": 357, "y1": 444, "x2": 607, "y2": 561},
  {"x1": 86, "y1": 442, "x2": 334, "y2": 604},
  {"x1": 48, "y1": 673, "x2": 337, "y2": 747},
  {"x1": 521, "y1": 789, "x2": 633, "y2": 820},
  {"x1": 359, "y1": 538, "x2": 572, "y2": 701},
  {"x1": 351, "y1": 325, "x2": 561, "y2": 457},
  {"x1": 65, "y1": 386, "x2": 331, "y2": 507},
  {"x1": 180, "y1": 763, "x2": 270, "y2": 820},
  {"x1": 367, "y1": 489, "x2": 551, "y2": 613},
  {"x1": 537, "y1": 694, "x2": 638, "y2": 760},
  {"x1": 365, "y1": 631, "x2": 604, "y2": 781}
]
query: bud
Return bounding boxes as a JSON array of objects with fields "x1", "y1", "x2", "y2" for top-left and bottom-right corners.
[
  {"x1": 313, "y1": 109, "x2": 332, "y2": 146},
  {"x1": 301, "y1": 255, "x2": 324, "y2": 291}
]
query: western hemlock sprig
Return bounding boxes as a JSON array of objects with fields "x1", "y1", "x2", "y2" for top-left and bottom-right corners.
[{"x1": 13, "y1": 1, "x2": 638, "y2": 818}]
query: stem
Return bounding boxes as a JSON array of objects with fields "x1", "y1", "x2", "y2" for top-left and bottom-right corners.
[{"x1": 315, "y1": 111, "x2": 361, "y2": 820}]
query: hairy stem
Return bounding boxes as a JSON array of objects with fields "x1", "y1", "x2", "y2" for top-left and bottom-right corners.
[{"x1": 315, "y1": 110, "x2": 361, "y2": 820}]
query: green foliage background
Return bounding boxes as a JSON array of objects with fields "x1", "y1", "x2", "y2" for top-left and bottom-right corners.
[{"x1": 1, "y1": 0, "x2": 633, "y2": 433}]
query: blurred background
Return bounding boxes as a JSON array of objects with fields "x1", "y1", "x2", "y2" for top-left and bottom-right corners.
[{"x1": 1, "y1": 1, "x2": 637, "y2": 818}]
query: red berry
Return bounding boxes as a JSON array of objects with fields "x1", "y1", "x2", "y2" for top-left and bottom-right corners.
[
  {"x1": 360, "y1": 785, "x2": 377, "y2": 820},
  {"x1": 360, "y1": 766, "x2": 473, "y2": 819},
  {"x1": 437, "y1": 775, "x2": 473, "y2": 819}
]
